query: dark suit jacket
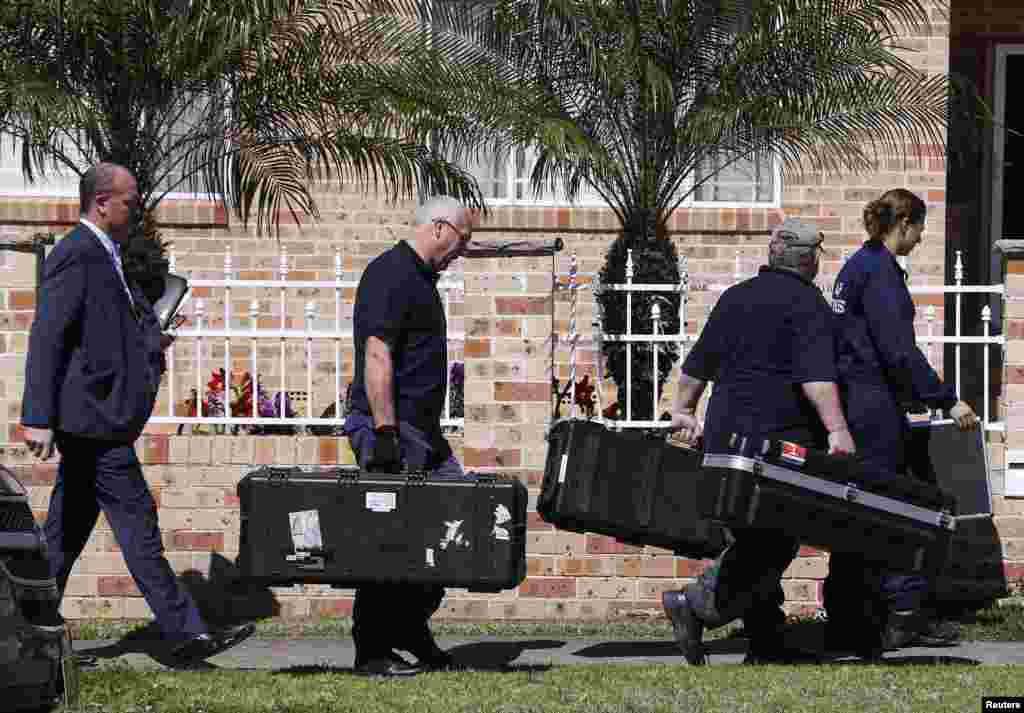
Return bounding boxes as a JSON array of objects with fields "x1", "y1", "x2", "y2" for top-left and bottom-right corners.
[{"x1": 22, "y1": 224, "x2": 166, "y2": 443}]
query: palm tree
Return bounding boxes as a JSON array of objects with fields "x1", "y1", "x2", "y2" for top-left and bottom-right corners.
[
  {"x1": 0, "y1": 0, "x2": 488, "y2": 302},
  {"x1": 376, "y1": 0, "x2": 954, "y2": 420}
]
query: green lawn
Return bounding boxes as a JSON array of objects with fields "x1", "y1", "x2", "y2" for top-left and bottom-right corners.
[
  {"x1": 76, "y1": 664, "x2": 1021, "y2": 713},
  {"x1": 68, "y1": 598, "x2": 1024, "y2": 643}
]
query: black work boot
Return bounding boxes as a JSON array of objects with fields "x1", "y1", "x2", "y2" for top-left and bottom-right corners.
[{"x1": 882, "y1": 611, "x2": 960, "y2": 650}]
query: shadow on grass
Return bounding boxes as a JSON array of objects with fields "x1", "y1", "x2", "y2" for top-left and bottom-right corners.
[
  {"x1": 444, "y1": 639, "x2": 566, "y2": 670},
  {"x1": 273, "y1": 660, "x2": 557, "y2": 677},
  {"x1": 573, "y1": 639, "x2": 748, "y2": 658},
  {"x1": 78, "y1": 553, "x2": 276, "y2": 668}
]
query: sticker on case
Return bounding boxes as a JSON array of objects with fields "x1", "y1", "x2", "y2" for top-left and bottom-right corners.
[
  {"x1": 288, "y1": 510, "x2": 323, "y2": 551},
  {"x1": 779, "y1": 441, "x2": 807, "y2": 467},
  {"x1": 365, "y1": 492, "x2": 397, "y2": 513}
]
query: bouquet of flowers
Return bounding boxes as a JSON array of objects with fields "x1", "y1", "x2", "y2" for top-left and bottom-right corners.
[{"x1": 181, "y1": 369, "x2": 296, "y2": 434}]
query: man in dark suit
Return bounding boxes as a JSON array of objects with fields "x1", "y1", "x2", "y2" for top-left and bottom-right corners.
[{"x1": 21, "y1": 162, "x2": 253, "y2": 665}]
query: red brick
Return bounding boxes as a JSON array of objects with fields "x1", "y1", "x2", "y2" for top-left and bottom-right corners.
[
  {"x1": 309, "y1": 598, "x2": 354, "y2": 618},
  {"x1": 254, "y1": 438, "x2": 276, "y2": 465},
  {"x1": 98, "y1": 576, "x2": 140, "y2": 597},
  {"x1": 15, "y1": 463, "x2": 57, "y2": 485},
  {"x1": 496, "y1": 319, "x2": 522, "y2": 337},
  {"x1": 586, "y1": 535, "x2": 643, "y2": 555},
  {"x1": 798, "y1": 546, "x2": 825, "y2": 557},
  {"x1": 495, "y1": 297, "x2": 551, "y2": 315},
  {"x1": 464, "y1": 339, "x2": 491, "y2": 358},
  {"x1": 462, "y1": 448, "x2": 521, "y2": 468},
  {"x1": 519, "y1": 577, "x2": 575, "y2": 598},
  {"x1": 318, "y1": 438, "x2": 338, "y2": 464},
  {"x1": 676, "y1": 558, "x2": 711, "y2": 578},
  {"x1": 495, "y1": 382, "x2": 550, "y2": 402},
  {"x1": 144, "y1": 435, "x2": 169, "y2": 465},
  {"x1": 171, "y1": 531, "x2": 225, "y2": 551},
  {"x1": 527, "y1": 512, "x2": 552, "y2": 531},
  {"x1": 9, "y1": 289, "x2": 35, "y2": 310},
  {"x1": 527, "y1": 556, "x2": 555, "y2": 576}
]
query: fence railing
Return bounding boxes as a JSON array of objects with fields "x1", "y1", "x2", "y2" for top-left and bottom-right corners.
[
  {"x1": 555, "y1": 249, "x2": 1006, "y2": 433},
  {"x1": 148, "y1": 246, "x2": 465, "y2": 430}
]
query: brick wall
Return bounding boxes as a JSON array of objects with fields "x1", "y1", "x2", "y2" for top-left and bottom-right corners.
[{"x1": 5, "y1": 2, "x2": 1018, "y2": 622}]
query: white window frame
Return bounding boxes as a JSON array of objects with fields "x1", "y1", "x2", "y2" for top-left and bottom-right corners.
[{"x1": 467, "y1": 146, "x2": 782, "y2": 209}]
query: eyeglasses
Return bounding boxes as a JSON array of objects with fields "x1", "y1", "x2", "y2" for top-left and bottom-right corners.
[{"x1": 433, "y1": 219, "x2": 471, "y2": 243}]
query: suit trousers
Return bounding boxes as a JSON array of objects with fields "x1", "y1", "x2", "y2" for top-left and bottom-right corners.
[
  {"x1": 344, "y1": 413, "x2": 467, "y2": 659},
  {"x1": 44, "y1": 432, "x2": 207, "y2": 640}
]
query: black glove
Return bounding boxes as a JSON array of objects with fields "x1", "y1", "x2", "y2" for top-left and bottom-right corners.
[{"x1": 366, "y1": 425, "x2": 401, "y2": 473}]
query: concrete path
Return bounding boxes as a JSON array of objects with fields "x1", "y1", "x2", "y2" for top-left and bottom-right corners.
[{"x1": 74, "y1": 636, "x2": 1024, "y2": 671}]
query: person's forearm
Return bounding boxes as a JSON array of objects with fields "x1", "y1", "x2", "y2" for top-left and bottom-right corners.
[
  {"x1": 364, "y1": 336, "x2": 397, "y2": 428},
  {"x1": 801, "y1": 381, "x2": 850, "y2": 434},
  {"x1": 673, "y1": 372, "x2": 707, "y2": 414}
]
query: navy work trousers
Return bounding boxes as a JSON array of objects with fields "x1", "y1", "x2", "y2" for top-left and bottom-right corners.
[
  {"x1": 824, "y1": 383, "x2": 928, "y2": 625},
  {"x1": 343, "y1": 413, "x2": 468, "y2": 660}
]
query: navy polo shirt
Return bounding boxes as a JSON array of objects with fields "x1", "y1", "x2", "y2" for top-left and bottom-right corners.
[
  {"x1": 831, "y1": 241, "x2": 957, "y2": 410},
  {"x1": 350, "y1": 240, "x2": 449, "y2": 448},
  {"x1": 683, "y1": 266, "x2": 837, "y2": 451}
]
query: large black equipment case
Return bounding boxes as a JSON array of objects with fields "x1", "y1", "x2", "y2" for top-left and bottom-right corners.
[
  {"x1": 907, "y1": 416, "x2": 992, "y2": 519},
  {"x1": 700, "y1": 438, "x2": 957, "y2": 574},
  {"x1": 539, "y1": 419, "x2": 729, "y2": 559},
  {"x1": 238, "y1": 466, "x2": 527, "y2": 592},
  {"x1": 0, "y1": 466, "x2": 74, "y2": 711}
]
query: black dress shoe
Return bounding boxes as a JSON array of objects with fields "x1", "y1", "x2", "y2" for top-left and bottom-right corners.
[
  {"x1": 72, "y1": 652, "x2": 98, "y2": 668},
  {"x1": 353, "y1": 656, "x2": 422, "y2": 677},
  {"x1": 172, "y1": 623, "x2": 256, "y2": 665}
]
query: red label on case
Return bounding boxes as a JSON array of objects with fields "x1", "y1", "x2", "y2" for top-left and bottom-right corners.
[{"x1": 779, "y1": 441, "x2": 807, "y2": 466}]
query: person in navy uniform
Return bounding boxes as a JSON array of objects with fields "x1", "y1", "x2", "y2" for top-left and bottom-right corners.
[
  {"x1": 21, "y1": 163, "x2": 254, "y2": 665},
  {"x1": 824, "y1": 188, "x2": 978, "y2": 655},
  {"x1": 343, "y1": 195, "x2": 473, "y2": 677},
  {"x1": 662, "y1": 217, "x2": 856, "y2": 665}
]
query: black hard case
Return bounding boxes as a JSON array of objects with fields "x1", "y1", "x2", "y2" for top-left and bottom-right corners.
[
  {"x1": 907, "y1": 417, "x2": 992, "y2": 519},
  {"x1": 237, "y1": 467, "x2": 527, "y2": 592},
  {"x1": 700, "y1": 445, "x2": 957, "y2": 574},
  {"x1": 1, "y1": 466, "x2": 68, "y2": 712},
  {"x1": 539, "y1": 419, "x2": 729, "y2": 559}
]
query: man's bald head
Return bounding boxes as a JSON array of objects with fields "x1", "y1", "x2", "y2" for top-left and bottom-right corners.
[{"x1": 80, "y1": 163, "x2": 140, "y2": 243}]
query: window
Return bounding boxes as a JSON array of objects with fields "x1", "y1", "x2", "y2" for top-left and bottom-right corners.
[
  {"x1": 0, "y1": 94, "x2": 226, "y2": 201},
  {"x1": 466, "y1": 146, "x2": 779, "y2": 207}
]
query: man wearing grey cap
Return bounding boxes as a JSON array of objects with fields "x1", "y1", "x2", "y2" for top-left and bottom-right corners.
[{"x1": 661, "y1": 217, "x2": 856, "y2": 664}]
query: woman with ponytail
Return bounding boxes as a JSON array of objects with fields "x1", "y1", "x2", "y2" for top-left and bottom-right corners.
[{"x1": 824, "y1": 188, "x2": 978, "y2": 657}]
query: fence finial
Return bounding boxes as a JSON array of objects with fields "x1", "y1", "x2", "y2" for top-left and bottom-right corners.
[
  {"x1": 169, "y1": 247, "x2": 177, "y2": 274},
  {"x1": 955, "y1": 250, "x2": 964, "y2": 284},
  {"x1": 626, "y1": 249, "x2": 634, "y2": 283},
  {"x1": 224, "y1": 245, "x2": 233, "y2": 280},
  {"x1": 335, "y1": 247, "x2": 343, "y2": 281},
  {"x1": 982, "y1": 305, "x2": 992, "y2": 322}
]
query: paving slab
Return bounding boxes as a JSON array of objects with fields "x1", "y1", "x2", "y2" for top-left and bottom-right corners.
[{"x1": 74, "y1": 637, "x2": 1024, "y2": 671}]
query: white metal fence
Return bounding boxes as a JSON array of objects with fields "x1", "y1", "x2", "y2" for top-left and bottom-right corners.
[
  {"x1": 148, "y1": 247, "x2": 465, "y2": 431},
  {"x1": 554, "y1": 249, "x2": 1006, "y2": 433},
  {"x1": 148, "y1": 243, "x2": 1004, "y2": 436}
]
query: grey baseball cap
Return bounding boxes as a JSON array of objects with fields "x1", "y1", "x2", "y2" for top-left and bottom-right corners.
[
  {"x1": 769, "y1": 217, "x2": 824, "y2": 270},
  {"x1": 771, "y1": 217, "x2": 824, "y2": 247}
]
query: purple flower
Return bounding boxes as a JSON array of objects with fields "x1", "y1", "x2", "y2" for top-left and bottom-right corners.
[{"x1": 256, "y1": 382, "x2": 295, "y2": 418}]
